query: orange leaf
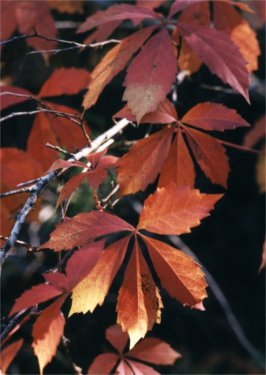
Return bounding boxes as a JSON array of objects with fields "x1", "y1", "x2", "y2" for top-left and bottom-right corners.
[
  {"x1": 69, "y1": 236, "x2": 130, "y2": 316},
  {"x1": 117, "y1": 239, "x2": 162, "y2": 349},
  {"x1": 32, "y1": 297, "x2": 65, "y2": 375},
  {"x1": 57, "y1": 173, "x2": 87, "y2": 207},
  {"x1": 82, "y1": 26, "x2": 156, "y2": 109},
  {"x1": 39, "y1": 68, "x2": 90, "y2": 97},
  {"x1": 136, "y1": 0, "x2": 166, "y2": 10},
  {"x1": 128, "y1": 337, "x2": 181, "y2": 365},
  {"x1": 138, "y1": 183, "x2": 222, "y2": 235},
  {"x1": 0, "y1": 339, "x2": 23, "y2": 373},
  {"x1": 143, "y1": 236, "x2": 207, "y2": 308},
  {"x1": 123, "y1": 29, "x2": 178, "y2": 123},
  {"x1": 48, "y1": 0, "x2": 84, "y2": 14},
  {"x1": 259, "y1": 239, "x2": 266, "y2": 272},
  {"x1": 87, "y1": 353, "x2": 119, "y2": 375},
  {"x1": 213, "y1": 2, "x2": 260, "y2": 72},
  {"x1": 243, "y1": 115, "x2": 265, "y2": 148},
  {"x1": 41, "y1": 211, "x2": 134, "y2": 251},
  {"x1": 184, "y1": 127, "x2": 229, "y2": 187},
  {"x1": 181, "y1": 102, "x2": 249, "y2": 131},
  {"x1": 158, "y1": 128, "x2": 195, "y2": 187},
  {"x1": 176, "y1": 2, "x2": 210, "y2": 74},
  {"x1": 118, "y1": 127, "x2": 174, "y2": 195}
]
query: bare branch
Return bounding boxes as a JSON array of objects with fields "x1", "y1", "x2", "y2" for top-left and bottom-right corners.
[
  {"x1": 0, "y1": 118, "x2": 131, "y2": 266},
  {"x1": 0, "y1": 186, "x2": 33, "y2": 198},
  {"x1": 1, "y1": 108, "x2": 81, "y2": 126}
]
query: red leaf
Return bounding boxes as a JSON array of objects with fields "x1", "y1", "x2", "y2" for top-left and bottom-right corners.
[
  {"x1": 66, "y1": 241, "x2": 104, "y2": 289},
  {"x1": 84, "y1": 21, "x2": 121, "y2": 44},
  {"x1": 105, "y1": 324, "x2": 128, "y2": 355},
  {"x1": 69, "y1": 236, "x2": 130, "y2": 315},
  {"x1": 87, "y1": 353, "x2": 119, "y2": 375},
  {"x1": 123, "y1": 29, "x2": 178, "y2": 122},
  {"x1": 48, "y1": 159, "x2": 85, "y2": 172},
  {"x1": 117, "y1": 239, "x2": 162, "y2": 349},
  {"x1": 32, "y1": 297, "x2": 65, "y2": 375},
  {"x1": 169, "y1": 0, "x2": 207, "y2": 17},
  {"x1": 181, "y1": 102, "x2": 249, "y2": 131},
  {"x1": 143, "y1": 236, "x2": 207, "y2": 308},
  {"x1": 116, "y1": 359, "x2": 134, "y2": 375},
  {"x1": 9, "y1": 284, "x2": 63, "y2": 317},
  {"x1": 118, "y1": 127, "x2": 174, "y2": 195},
  {"x1": 27, "y1": 102, "x2": 88, "y2": 172},
  {"x1": 0, "y1": 339, "x2": 23, "y2": 373},
  {"x1": 82, "y1": 26, "x2": 156, "y2": 109},
  {"x1": 41, "y1": 211, "x2": 134, "y2": 251},
  {"x1": 158, "y1": 128, "x2": 195, "y2": 187},
  {"x1": 77, "y1": 4, "x2": 160, "y2": 33},
  {"x1": 115, "y1": 99, "x2": 178, "y2": 124},
  {"x1": 123, "y1": 359, "x2": 160, "y2": 375},
  {"x1": 184, "y1": 127, "x2": 229, "y2": 187},
  {"x1": 39, "y1": 68, "x2": 90, "y2": 97},
  {"x1": 128, "y1": 337, "x2": 181, "y2": 365},
  {"x1": 57, "y1": 173, "x2": 87, "y2": 206},
  {"x1": 138, "y1": 183, "x2": 222, "y2": 235},
  {"x1": 0, "y1": 86, "x2": 32, "y2": 110},
  {"x1": 178, "y1": 23, "x2": 250, "y2": 102},
  {"x1": 1, "y1": 1, "x2": 56, "y2": 50},
  {"x1": 43, "y1": 272, "x2": 69, "y2": 292},
  {"x1": 213, "y1": 2, "x2": 260, "y2": 72},
  {"x1": 136, "y1": 0, "x2": 166, "y2": 10}
]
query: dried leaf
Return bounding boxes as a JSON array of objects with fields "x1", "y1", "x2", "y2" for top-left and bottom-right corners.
[
  {"x1": 178, "y1": 23, "x2": 250, "y2": 102},
  {"x1": 181, "y1": 102, "x2": 249, "y2": 131},
  {"x1": 69, "y1": 236, "x2": 130, "y2": 315},
  {"x1": 32, "y1": 297, "x2": 65, "y2": 375},
  {"x1": 41, "y1": 211, "x2": 134, "y2": 251},
  {"x1": 117, "y1": 239, "x2": 162, "y2": 349},
  {"x1": 143, "y1": 236, "x2": 207, "y2": 307},
  {"x1": 0, "y1": 339, "x2": 23, "y2": 373},
  {"x1": 184, "y1": 127, "x2": 229, "y2": 187},
  {"x1": 118, "y1": 127, "x2": 174, "y2": 195},
  {"x1": 138, "y1": 183, "x2": 222, "y2": 235},
  {"x1": 82, "y1": 26, "x2": 156, "y2": 109},
  {"x1": 123, "y1": 29, "x2": 178, "y2": 122}
]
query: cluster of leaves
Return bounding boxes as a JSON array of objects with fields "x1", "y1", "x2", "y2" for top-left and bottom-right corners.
[{"x1": 0, "y1": 0, "x2": 263, "y2": 374}]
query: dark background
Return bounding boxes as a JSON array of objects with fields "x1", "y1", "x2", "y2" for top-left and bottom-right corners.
[{"x1": 1, "y1": 1, "x2": 265, "y2": 374}]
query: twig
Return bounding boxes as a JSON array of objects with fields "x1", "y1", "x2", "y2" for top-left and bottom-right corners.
[
  {"x1": 45, "y1": 143, "x2": 76, "y2": 158},
  {"x1": 0, "y1": 118, "x2": 131, "y2": 266},
  {"x1": 0, "y1": 29, "x2": 120, "y2": 50},
  {"x1": 1, "y1": 108, "x2": 81, "y2": 126},
  {"x1": 168, "y1": 235, "x2": 265, "y2": 369},
  {"x1": 0, "y1": 186, "x2": 33, "y2": 198},
  {"x1": 0, "y1": 236, "x2": 36, "y2": 251}
]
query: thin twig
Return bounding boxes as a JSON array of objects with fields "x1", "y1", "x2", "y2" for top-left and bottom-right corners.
[
  {"x1": 1, "y1": 108, "x2": 81, "y2": 126},
  {"x1": 45, "y1": 143, "x2": 76, "y2": 158},
  {"x1": 0, "y1": 236, "x2": 36, "y2": 251},
  {"x1": 0, "y1": 119, "x2": 131, "y2": 266},
  {"x1": 0, "y1": 186, "x2": 33, "y2": 198}
]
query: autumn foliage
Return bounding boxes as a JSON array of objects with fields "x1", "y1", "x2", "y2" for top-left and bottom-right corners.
[{"x1": 0, "y1": 1, "x2": 265, "y2": 374}]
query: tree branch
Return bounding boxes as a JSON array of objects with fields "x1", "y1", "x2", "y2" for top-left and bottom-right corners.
[{"x1": 0, "y1": 118, "x2": 131, "y2": 266}]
